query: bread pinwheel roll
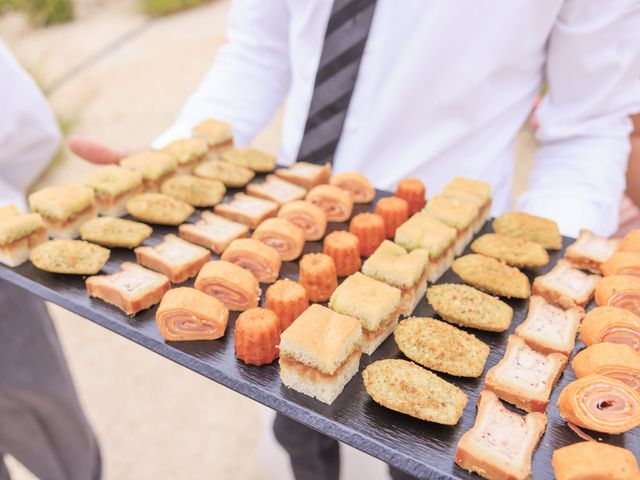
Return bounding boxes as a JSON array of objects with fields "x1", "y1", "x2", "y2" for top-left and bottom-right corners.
[
  {"x1": 601, "y1": 251, "x2": 640, "y2": 277},
  {"x1": 557, "y1": 374, "x2": 640, "y2": 434},
  {"x1": 277, "y1": 200, "x2": 327, "y2": 242},
  {"x1": 252, "y1": 218, "x2": 305, "y2": 261},
  {"x1": 194, "y1": 260, "x2": 261, "y2": 311},
  {"x1": 552, "y1": 442, "x2": 640, "y2": 480},
  {"x1": 595, "y1": 275, "x2": 640, "y2": 317},
  {"x1": 580, "y1": 306, "x2": 640, "y2": 351},
  {"x1": 306, "y1": 185, "x2": 353, "y2": 223},
  {"x1": 572, "y1": 343, "x2": 640, "y2": 394},
  {"x1": 156, "y1": 287, "x2": 229, "y2": 341},
  {"x1": 329, "y1": 172, "x2": 375, "y2": 204},
  {"x1": 220, "y1": 238, "x2": 281, "y2": 284}
]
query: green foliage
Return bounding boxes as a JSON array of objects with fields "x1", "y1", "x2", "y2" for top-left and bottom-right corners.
[
  {"x1": 2, "y1": 0, "x2": 74, "y2": 26},
  {"x1": 143, "y1": 0, "x2": 211, "y2": 16}
]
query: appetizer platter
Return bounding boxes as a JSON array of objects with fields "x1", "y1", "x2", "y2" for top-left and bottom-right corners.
[{"x1": 1, "y1": 120, "x2": 639, "y2": 479}]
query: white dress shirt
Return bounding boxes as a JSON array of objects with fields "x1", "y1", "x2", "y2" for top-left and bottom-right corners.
[
  {"x1": 0, "y1": 41, "x2": 61, "y2": 210},
  {"x1": 154, "y1": 0, "x2": 640, "y2": 236}
]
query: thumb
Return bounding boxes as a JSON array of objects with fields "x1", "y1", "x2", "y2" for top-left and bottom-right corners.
[{"x1": 68, "y1": 136, "x2": 128, "y2": 164}]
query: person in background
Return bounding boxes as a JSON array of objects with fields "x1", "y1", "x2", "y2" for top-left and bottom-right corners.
[
  {"x1": 0, "y1": 41, "x2": 101, "y2": 480},
  {"x1": 70, "y1": 1, "x2": 640, "y2": 479},
  {"x1": 618, "y1": 113, "x2": 640, "y2": 235}
]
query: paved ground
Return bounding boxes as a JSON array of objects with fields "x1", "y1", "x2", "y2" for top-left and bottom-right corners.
[{"x1": 0, "y1": 2, "x2": 536, "y2": 479}]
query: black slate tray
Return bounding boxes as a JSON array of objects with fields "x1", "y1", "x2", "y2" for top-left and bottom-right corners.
[{"x1": 1, "y1": 184, "x2": 638, "y2": 480}]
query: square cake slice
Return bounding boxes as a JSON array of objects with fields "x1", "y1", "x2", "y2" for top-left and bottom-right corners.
[
  {"x1": 455, "y1": 390, "x2": 547, "y2": 480},
  {"x1": 135, "y1": 234, "x2": 210, "y2": 284},
  {"x1": 564, "y1": 229, "x2": 620, "y2": 274},
  {"x1": 485, "y1": 335, "x2": 567, "y2": 413},
  {"x1": 424, "y1": 194, "x2": 479, "y2": 255},
  {"x1": 515, "y1": 296, "x2": 584, "y2": 356},
  {"x1": 329, "y1": 272, "x2": 402, "y2": 355},
  {"x1": 86, "y1": 262, "x2": 170, "y2": 316},
  {"x1": 532, "y1": 260, "x2": 601, "y2": 309},
  {"x1": 246, "y1": 175, "x2": 307, "y2": 204},
  {"x1": 179, "y1": 211, "x2": 248, "y2": 255},
  {"x1": 279, "y1": 304, "x2": 362, "y2": 404},
  {"x1": 214, "y1": 193, "x2": 278, "y2": 228},
  {"x1": 361, "y1": 240, "x2": 429, "y2": 315}
]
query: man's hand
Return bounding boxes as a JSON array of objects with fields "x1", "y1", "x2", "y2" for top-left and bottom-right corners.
[{"x1": 68, "y1": 136, "x2": 131, "y2": 164}]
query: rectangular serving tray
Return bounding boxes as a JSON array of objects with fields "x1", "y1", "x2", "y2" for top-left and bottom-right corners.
[{"x1": 1, "y1": 185, "x2": 638, "y2": 480}]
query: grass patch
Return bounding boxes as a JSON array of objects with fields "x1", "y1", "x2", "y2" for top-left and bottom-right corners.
[
  {"x1": 143, "y1": 0, "x2": 211, "y2": 16},
  {"x1": 1, "y1": 0, "x2": 74, "y2": 26}
]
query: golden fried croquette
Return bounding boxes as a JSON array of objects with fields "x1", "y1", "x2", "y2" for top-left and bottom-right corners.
[
  {"x1": 427, "y1": 283, "x2": 513, "y2": 331},
  {"x1": 493, "y1": 211, "x2": 562, "y2": 250},
  {"x1": 452, "y1": 254, "x2": 531, "y2": 299},
  {"x1": 394, "y1": 317, "x2": 489, "y2": 377},
  {"x1": 470, "y1": 233, "x2": 549, "y2": 268}
]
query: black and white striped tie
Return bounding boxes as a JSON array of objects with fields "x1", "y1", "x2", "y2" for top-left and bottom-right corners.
[{"x1": 296, "y1": 0, "x2": 377, "y2": 165}]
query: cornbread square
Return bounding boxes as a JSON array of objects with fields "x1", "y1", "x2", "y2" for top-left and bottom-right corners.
[
  {"x1": 565, "y1": 229, "x2": 621, "y2": 274},
  {"x1": 222, "y1": 147, "x2": 276, "y2": 173},
  {"x1": 515, "y1": 296, "x2": 584, "y2": 356},
  {"x1": 532, "y1": 260, "x2": 600, "y2": 309},
  {"x1": 126, "y1": 193, "x2": 194, "y2": 226},
  {"x1": 161, "y1": 138, "x2": 208, "y2": 172},
  {"x1": 86, "y1": 262, "x2": 170, "y2": 315},
  {"x1": 84, "y1": 165, "x2": 144, "y2": 216},
  {"x1": 279, "y1": 304, "x2": 362, "y2": 375},
  {"x1": 424, "y1": 195, "x2": 479, "y2": 231},
  {"x1": 84, "y1": 165, "x2": 143, "y2": 198},
  {"x1": 485, "y1": 335, "x2": 567, "y2": 413},
  {"x1": 362, "y1": 240, "x2": 429, "y2": 315},
  {"x1": 178, "y1": 212, "x2": 248, "y2": 255},
  {"x1": 329, "y1": 272, "x2": 401, "y2": 354},
  {"x1": 135, "y1": 234, "x2": 210, "y2": 284},
  {"x1": 246, "y1": 175, "x2": 307, "y2": 204},
  {"x1": 80, "y1": 217, "x2": 152, "y2": 248},
  {"x1": 30, "y1": 239, "x2": 110, "y2": 274},
  {"x1": 0, "y1": 205, "x2": 47, "y2": 267},
  {"x1": 29, "y1": 183, "x2": 95, "y2": 221},
  {"x1": 279, "y1": 304, "x2": 363, "y2": 404},
  {"x1": 120, "y1": 151, "x2": 177, "y2": 189}
]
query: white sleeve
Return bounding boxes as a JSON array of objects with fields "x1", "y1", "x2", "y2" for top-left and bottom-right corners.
[
  {"x1": 0, "y1": 41, "x2": 61, "y2": 209},
  {"x1": 152, "y1": 0, "x2": 291, "y2": 148},
  {"x1": 518, "y1": 0, "x2": 640, "y2": 237}
]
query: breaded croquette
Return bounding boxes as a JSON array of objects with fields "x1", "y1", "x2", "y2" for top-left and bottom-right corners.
[
  {"x1": 394, "y1": 317, "x2": 489, "y2": 377},
  {"x1": 362, "y1": 359, "x2": 467, "y2": 425},
  {"x1": 80, "y1": 217, "x2": 152, "y2": 248},
  {"x1": 493, "y1": 211, "x2": 562, "y2": 250},
  {"x1": 470, "y1": 233, "x2": 549, "y2": 268},
  {"x1": 427, "y1": 283, "x2": 513, "y2": 332},
  {"x1": 452, "y1": 254, "x2": 531, "y2": 299}
]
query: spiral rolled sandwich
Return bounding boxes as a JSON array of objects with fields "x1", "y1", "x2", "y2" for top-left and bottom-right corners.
[
  {"x1": 580, "y1": 306, "x2": 640, "y2": 351},
  {"x1": 252, "y1": 218, "x2": 305, "y2": 261},
  {"x1": 572, "y1": 343, "x2": 640, "y2": 394},
  {"x1": 156, "y1": 287, "x2": 229, "y2": 341},
  {"x1": 277, "y1": 200, "x2": 327, "y2": 241},
  {"x1": 329, "y1": 172, "x2": 375, "y2": 204},
  {"x1": 306, "y1": 185, "x2": 353, "y2": 223},
  {"x1": 557, "y1": 374, "x2": 640, "y2": 434},
  {"x1": 595, "y1": 275, "x2": 640, "y2": 317},
  {"x1": 194, "y1": 260, "x2": 261, "y2": 311},
  {"x1": 220, "y1": 238, "x2": 281, "y2": 284}
]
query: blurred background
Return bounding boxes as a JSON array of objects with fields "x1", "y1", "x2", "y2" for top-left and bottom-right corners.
[{"x1": 0, "y1": 1, "x2": 537, "y2": 478}]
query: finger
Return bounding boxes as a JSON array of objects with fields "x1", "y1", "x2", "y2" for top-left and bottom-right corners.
[{"x1": 68, "y1": 136, "x2": 126, "y2": 164}]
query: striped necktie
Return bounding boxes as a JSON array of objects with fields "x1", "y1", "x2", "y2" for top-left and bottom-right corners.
[{"x1": 296, "y1": 0, "x2": 377, "y2": 165}]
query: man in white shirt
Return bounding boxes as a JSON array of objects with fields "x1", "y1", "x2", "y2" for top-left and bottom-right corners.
[
  {"x1": 0, "y1": 41, "x2": 101, "y2": 480},
  {"x1": 71, "y1": 1, "x2": 640, "y2": 478}
]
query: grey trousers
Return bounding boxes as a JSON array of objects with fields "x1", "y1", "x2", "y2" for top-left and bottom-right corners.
[
  {"x1": 0, "y1": 279, "x2": 101, "y2": 480},
  {"x1": 273, "y1": 413, "x2": 416, "y2": 480}
]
